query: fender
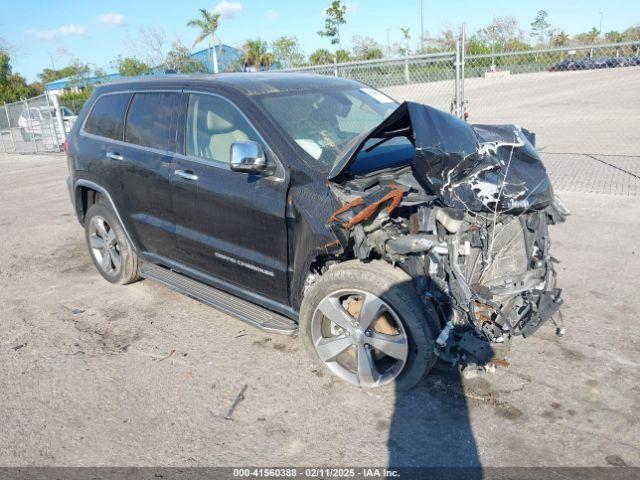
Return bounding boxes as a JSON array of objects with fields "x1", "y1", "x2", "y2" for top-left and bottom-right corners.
[{"x1": 74, "y1": 179, "x2": 142, "y2": 255}]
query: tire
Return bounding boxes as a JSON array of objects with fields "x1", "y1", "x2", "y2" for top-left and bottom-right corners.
[
  {"x1": 84, "y1": 202, "x2": 140, "y2": 285},
  {"x1": 20, "y1": 128, "x2": 29, "y2": 141},
  {"x1": 300, "y1": 260, "x2": 438, "y2": 391}
]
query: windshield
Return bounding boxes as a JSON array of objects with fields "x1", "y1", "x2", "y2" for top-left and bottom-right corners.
[{"x1": 257, "y1": 86, "x2": 398, "y2": 169}]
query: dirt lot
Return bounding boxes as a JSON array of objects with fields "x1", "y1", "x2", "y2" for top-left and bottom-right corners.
[{"x1": 1, "y1": 152, "x2": 639, "y2": 467}]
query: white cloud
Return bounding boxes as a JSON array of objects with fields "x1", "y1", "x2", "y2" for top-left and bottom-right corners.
[
  {"x1": 213, "y1": 1, "x2": 242, "y2": 19},
  {"x1": 97, "y1": 13, "x2": 127, "y2": 27},
  {"x1": 31, "y1": 24, "x2": 86, "y2": 41},
  {"x1": 265, "y1": 10, "x2": 280, "y2": 21}
]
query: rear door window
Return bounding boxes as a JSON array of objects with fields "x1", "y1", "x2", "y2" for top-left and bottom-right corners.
[
  {"x1": 84, "y1": 93, "x2": 131, "y2": 140},
  {"x1": 124, "y1": 92, "x2": 180, "y2": 152}
]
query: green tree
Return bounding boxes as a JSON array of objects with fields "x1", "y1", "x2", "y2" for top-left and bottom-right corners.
[
  {"x1": 604, "y1": 31, "x2": 624, "y2": 43},
  {"x1": 187, "y1": 8, "x2": 221, "y2": 73},
  {"x1": 466, "y1": 37, "x2": 491, "y2": 55},
  {"x1": 476, "y1": 17, "x2": 524, "y2": 52},
  {"x1": 271, "y1": 36, "x2": 305, "y2": 69},
  {"x1": 530, "y1": 10, "x2": 551, "y2": 45},
  {"x1": 111, "y1": 56, "x2": 150, "y2": 77},
  {"x1": 318, "y1": 0, "x2": 347, "y2": 51},
  {"x1": 38, "y1": 64, "x2": 87, "y2": 86},
  {"x1": 165, "y1": 40, "x2": 207, "y2": 73},
  {"x1": 0, "y1": 51, "x2": 39, "y2": 103},
  {"x1": 399, "y1": 27, "x2": 411, "y2": 55},
  {"x1": 438, "y1": 28, "x2": 458, "y2": 52},
  {"x1": 352, "y1": 36, "x2": 384, "y2": 60},
  {"x1": 575, "y1": 27, "x2": 600, "y2": 45},
  {"x1": 551, "y1": 31, "x2": 570, "y2": 47},
  {"x1": 309, "y1": 48, "x2": 335, "y2": 65},
  {"x1": 64, "y1": 60, "x2": 92, "y2": 89},
  {"x1": 623, "y1": 25, "x2": 640, "y2": 41},
  {"x1": 335, "y1": 49, "x2": 350, "y2": 63},
  {"x1": 241, "y1": 39, "x2": 273, "y2": 70}
]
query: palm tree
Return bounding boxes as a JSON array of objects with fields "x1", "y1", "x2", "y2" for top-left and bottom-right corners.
[
  {"x1": 260, "y1": 52, "x2": 275, "y2": 70},
  {"x1": 187, "y1": 8, "x2": 221, "y2": 73},
  {"x1": 242, "y1": 39, "x2": 271, "y2": 71},
  {"x1": 552, "y1": 31, "x2": 570, "y2": 47}
]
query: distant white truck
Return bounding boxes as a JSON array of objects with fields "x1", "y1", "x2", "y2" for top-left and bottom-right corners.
[{"x1": 17, "y1": 106, "x2": 77, "y2": 145}]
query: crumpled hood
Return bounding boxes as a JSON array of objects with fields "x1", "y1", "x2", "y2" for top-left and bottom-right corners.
[{"x1": 329, "y1": 101, "x2": 554, "y2": 213}]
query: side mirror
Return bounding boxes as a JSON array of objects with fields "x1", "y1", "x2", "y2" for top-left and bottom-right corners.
[{"x1": 230, "y1": 141, "x2": 267, "y2": 174}]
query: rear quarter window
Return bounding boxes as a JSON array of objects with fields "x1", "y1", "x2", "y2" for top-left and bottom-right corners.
[{"x1": 84, "y1": 93, "x2": 131, "y2": 140}]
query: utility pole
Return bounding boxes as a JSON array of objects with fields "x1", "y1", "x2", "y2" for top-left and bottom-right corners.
[
  {"x1": 420, "y1": 0, "x2": 424, "y2": 52},
  {"x1": 599, "y1": 11, "x2": 603, "y2": 36}
]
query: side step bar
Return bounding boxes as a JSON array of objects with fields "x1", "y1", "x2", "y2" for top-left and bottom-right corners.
[{"x1": 140, "y1": 262, "x2": 297, "y2": 335}]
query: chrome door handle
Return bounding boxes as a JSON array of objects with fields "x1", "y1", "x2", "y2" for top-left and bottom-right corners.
[
  {"x1": 174, "y1": 169, "x2": 198, "y2": 181},
  {"x1": 105, "y1": 152, "x2": 123, "y2": 161}
]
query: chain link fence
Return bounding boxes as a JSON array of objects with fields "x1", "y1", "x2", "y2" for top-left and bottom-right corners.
[
  {"x1": 285, "y1": 41, "x2": 640, "y2": 195},
  {"x1": 0, "y1": 93, "x2": 67, "y2": 154}
]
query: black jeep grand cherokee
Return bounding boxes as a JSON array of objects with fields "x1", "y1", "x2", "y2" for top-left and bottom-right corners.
[{"x1": 66, "y1": 73, "x2": 567, "y2": 390}]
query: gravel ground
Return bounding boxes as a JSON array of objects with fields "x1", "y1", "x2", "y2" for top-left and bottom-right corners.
[{"x1": 1, "y1": 152, "x2": 639, "y2": 467}]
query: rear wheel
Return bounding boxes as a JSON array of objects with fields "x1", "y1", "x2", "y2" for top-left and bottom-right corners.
[
  {"x1": 300, "y1": 260, "x2": 438, "y2": 391},
  {"x1": 84, "y1": 202, "x2": 140, "y2": 285}
]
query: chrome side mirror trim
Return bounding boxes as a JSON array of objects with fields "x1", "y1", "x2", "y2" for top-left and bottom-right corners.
[{"x1": 230, "y1": 141, "x2": 267, "y2": 174}]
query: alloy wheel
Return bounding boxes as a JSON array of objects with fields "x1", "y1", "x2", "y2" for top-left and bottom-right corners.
[
  {"x1": 311, "y1": 289, "x2": 409, "y2": 387},
  {"x1": 88, "y1": 215, "x2": 122, "y2": 276}
]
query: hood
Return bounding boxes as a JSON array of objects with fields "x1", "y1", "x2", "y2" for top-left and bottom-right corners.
[{"x1": 329, "y1": 101, "x2": 554, "y2": 213}]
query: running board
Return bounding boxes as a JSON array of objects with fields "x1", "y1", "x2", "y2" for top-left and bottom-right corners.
[{"x1": 140, "y1": 262, "x2": 297, "y2": 335}]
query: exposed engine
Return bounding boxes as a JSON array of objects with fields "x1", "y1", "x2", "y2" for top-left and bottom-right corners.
[{"x1": 325, "y1": 101, "x2": 569, "y2": 366}]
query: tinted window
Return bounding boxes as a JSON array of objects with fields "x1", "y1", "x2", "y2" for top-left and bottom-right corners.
[
  {"x1": 84, "y1": 93, "x2": 130, "y2": 140},
  {"x1": 186, "y1": 93, "x2": 261, "y2": 164},
  {"x1": 125, "y1": 92, "x2": 179, "y2": 151}
]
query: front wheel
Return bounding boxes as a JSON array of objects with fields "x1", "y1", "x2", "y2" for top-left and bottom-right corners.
[{"x1": 300, "y1": 260, "x2": 438, "y2": 391}]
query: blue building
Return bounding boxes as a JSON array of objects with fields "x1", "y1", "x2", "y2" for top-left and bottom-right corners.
[
  {"x1": 190, "y1": 45, "x2": 243, "y2": 72},
  {"x1": 45, "y1": 44, "x2": 243, "y2": 95}
]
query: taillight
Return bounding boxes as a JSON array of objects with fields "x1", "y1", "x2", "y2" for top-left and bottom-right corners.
[{"x1": 63, "y1": 140, "x2": 68, "y2": 154}]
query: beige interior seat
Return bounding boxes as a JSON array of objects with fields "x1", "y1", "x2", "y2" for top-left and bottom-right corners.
[
  {"x1": 194, "y1": 105, "x2": 249, "y2": 162},
  {"x1": 207, "y1": 110, "x2": 249, "y2": 162}
]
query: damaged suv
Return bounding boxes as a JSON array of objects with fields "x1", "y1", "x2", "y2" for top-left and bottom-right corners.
[{"x1": 66, "y1": 73, "x2": 567, "y2": 390}]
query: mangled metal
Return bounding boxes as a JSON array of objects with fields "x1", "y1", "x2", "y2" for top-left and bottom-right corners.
[{"x1": 327, "y1": 101, "x2": 568, "y2": 366}]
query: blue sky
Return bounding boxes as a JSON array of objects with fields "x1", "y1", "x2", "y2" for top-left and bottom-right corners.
[{"x1": 2, "y1": 0, "x2": 639, "y2": 82}]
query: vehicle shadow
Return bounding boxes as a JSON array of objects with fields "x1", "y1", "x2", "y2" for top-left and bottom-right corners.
[
  {"x1": 388, "y1": 364, "x2": 483, "y2": 477},
  {"x1": 384, "y1": 277, "x2": 488, "y2": 478}
]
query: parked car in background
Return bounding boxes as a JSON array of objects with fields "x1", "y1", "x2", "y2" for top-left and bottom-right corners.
[
  {"x1": 549, "y1": 55, "x2": 640, "y2": 72},
  {"x1": 65, "y1": 74, "x2": 567, "y2": 390},
  {"x1": 18, "y1": 106, "x2": 77, "y2": 143}
]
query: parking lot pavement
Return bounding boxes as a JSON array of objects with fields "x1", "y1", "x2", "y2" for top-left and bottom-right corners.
[
  {"x1": 383, "y1": 67, "x2": 640, "y2": 157},
  {"x1": 1, "y1": 152, "x2": 639, "y2": 467}
]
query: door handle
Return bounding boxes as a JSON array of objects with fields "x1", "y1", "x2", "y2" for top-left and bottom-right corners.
[
  {"x1": 105, "y1": 152, "x2": 123, "y2": 161},
  {"x1": 174, "y1": 169, "x2": 198, "y2": 181}
]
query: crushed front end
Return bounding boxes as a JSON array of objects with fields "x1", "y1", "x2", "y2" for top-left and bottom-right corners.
[{"x1": 327, "y1": 102, "x2": 569, "y2": 366}]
